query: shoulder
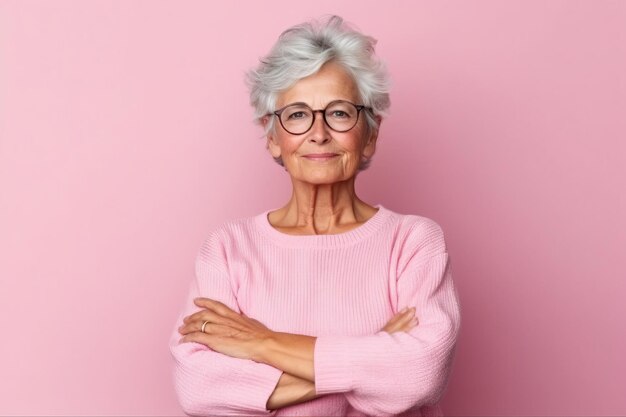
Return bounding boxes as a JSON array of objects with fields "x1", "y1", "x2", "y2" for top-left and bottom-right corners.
[
  {"x1": 383, "y1": 207, "x2": 448, "y2": 271},
  {"x1": 196, "y1": 212, "x2": 258, "y2": 263},
  {"x1": 385, "y1": 207, "x2": 447, "y2": 248}
]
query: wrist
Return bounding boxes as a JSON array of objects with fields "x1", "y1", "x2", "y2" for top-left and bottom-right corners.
[
  {"x1": 255, "y1": 330, "x2": 279, "y2": 364},
  {"x1": 266, "y1": 372, "x2": 319, "y2": 410},
  {"x1": 256, "y1": 331, "x2": 316, "y2": 382}
]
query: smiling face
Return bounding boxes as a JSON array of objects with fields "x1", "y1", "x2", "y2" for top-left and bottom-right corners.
[{"x1": 265, "y1": 61, "x2": 379, "y2": 185}]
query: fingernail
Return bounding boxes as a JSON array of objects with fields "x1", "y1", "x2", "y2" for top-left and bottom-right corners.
[{"x1": 400, "y1": 307, "x2": 408, "y2": 313}]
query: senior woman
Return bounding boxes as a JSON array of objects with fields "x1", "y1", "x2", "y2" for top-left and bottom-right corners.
[{"x1": 170, "y1": 16, "x2": 460, "y2": 417}]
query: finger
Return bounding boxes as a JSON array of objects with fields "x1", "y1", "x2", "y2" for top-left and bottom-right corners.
[
  {"x1": 183, "y1": 309, "x2": 221, "y2": 325},
  {"x1": 197, "y1": 322, "x2": 241, "y2": 338},
  {"x1": 402, "y1": 307, "x2": 416, "y2": 317},
  {"x1": 179, "y1": 331, "x2": 214, "y2": 346},
  {"x1": 401, "y1": 317, "x2": 419, "y2": 331},
  {"x1": 394, "y1": 307, "x2": 410, "y2": 318},
  {"x1": 184, "y1": 306, "x2": 246, "y2": 330},
  {"x1": 399, "y1": 318, "x2": 418, "y2": 333},
  {"x1": 396, "y1": 308, "x2": 416, "y2": 322},
  {"x1": 383, "y1": 318, "x2": 409, "y2": 333},
  {"x1": 183, "y1": 310, "x2": 247, "y2": 333},
  {"x1": 383, "y1": 309, "x2": 417, "y2": 333},
  {"x1": 384, "y1": 307, "x2": 410, "y2": 326},
  {"x1": 203, "y1": 315, "x2": 247, "y2": 333},
  {"x1": 183, "y1": 303, "x2": 222, "y2": 324},
  {"x1": 179, "y1": 320, "x2": 202, "y2": 335},
  {"x1": 194, "y1": 298, "x2": 241, "y2": 320},
  {"x1": 394, "y1": 307, "x2": 414, "y2": 317},
  {"x1": 179, "y1": 322, "x2": 237, "y2": 341}
]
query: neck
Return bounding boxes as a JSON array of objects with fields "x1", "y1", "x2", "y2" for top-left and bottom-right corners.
[{"x1": 272, "y1": 176, "x2": 376, "y2": 235}]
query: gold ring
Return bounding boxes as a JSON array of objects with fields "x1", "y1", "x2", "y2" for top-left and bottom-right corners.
[{"x1": 201, "y1": 320, "x2": 209, "y2": 333}]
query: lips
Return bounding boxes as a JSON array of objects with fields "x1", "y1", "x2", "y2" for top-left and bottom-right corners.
[{"x1": 303, "y1": 152, "x2": 339, "y2": 161}]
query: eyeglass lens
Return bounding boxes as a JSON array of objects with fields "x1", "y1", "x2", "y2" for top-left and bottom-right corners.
[{"x1": 279, "y1": 101, "x2": 360, "y2": 134}]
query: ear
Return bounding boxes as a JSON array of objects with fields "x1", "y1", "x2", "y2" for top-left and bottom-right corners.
[
  {"x1": 267, "y1": 135, "x2": 282, "y2": 159},
  {"x1": 261, "y1": 116, "x2": 282, "y2": 159},
  {"x1": 362, "y1": 116, "x2": 382, "y2": 159}
]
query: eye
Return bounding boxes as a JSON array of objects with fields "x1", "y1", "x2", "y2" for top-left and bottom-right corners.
[
  {"x1": 326, "y1": 102, "x2": 356, "y2": 119},
  {"x1": 288, "y1": 111, "x2": 307, "y2": 120},
  {"x1": 329, "y1": 110, "x2": 352, "y2": 119}
]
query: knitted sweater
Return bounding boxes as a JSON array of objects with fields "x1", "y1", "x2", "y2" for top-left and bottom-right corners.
[{"x1": 169, "y1": 204, "x2": 461, "y2": 417}]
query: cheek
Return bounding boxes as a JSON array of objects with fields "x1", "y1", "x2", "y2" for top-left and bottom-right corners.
[
  {"x1": 340, "y1": 132, "x2": 368, "y2": 154},
  {"x1": 277, "y1": 142, "x2": 305, "y2": 172},
  {"x1": 274, "y1": 132, "x2": 300, "y2": 154},
  {"x1": 281, "y1": 141, "x2": 301, "y2": 156}
]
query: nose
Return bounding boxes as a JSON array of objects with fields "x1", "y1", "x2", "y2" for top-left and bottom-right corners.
[{"x1": 307, "y1": 110, "x2": 331, "y2": 144}]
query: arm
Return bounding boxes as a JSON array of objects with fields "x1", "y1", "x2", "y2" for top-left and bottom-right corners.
[
  {"x1": 177, "y1": 281, "x2": 420, "y2": 413},
  {"x1": 262, "y1": 312, "x2": 421, "y2": 412},
  {"x1": 263, "y1": 307, "x2": 419, "y2": 411},
  {"x1": 266, "y1": 372, "x2": 318, "y2": 411},
  {"x1": 169, "y1": 233, "x2": 284, "y2": 416},
  {"x1": 174, "y1": 296, "x2": 323, "y2": 413},
  {"x1": 176, "y1": 285, "x2": 419, "y2": 413},
  {"x1": 172, "y1": 225, "x2": 443, "y2": 415},
  {"x1": 313, "y1": 222, "x2": 461, "y2": 416}
]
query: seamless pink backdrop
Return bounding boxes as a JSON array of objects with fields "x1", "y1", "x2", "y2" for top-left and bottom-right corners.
[{"x1": 1, "y1": 1, "x2": 625, "y2": 415}]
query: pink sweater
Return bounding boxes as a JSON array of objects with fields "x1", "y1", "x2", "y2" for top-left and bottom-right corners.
[{"x1": 169, "y1": 204, "x2": 461, "y2": 416}]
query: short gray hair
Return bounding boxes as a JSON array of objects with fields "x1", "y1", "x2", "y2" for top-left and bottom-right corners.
[{"x1": 245, "y1": 15, "x2": 391, "y2": 171}]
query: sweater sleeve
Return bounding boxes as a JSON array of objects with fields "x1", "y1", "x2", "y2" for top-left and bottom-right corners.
[
  {"x1": 313, "y1": 222, "x2": 461, "y2": 416},
  {"x1": 169, "y1": 232, "x2": 284, "y2": 416}
]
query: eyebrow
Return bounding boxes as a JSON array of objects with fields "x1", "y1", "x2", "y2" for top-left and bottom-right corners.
[
  {"x1": 279, "y1": 99, "x2": 355, "y2": 109},
  {"x1": 281, "y1": 101, "x2": 310, "y2": 107}
]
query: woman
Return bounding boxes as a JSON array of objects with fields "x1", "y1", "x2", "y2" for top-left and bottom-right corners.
[{"x1": 170, "y1": 16, "x2": 460, "y2": 417}]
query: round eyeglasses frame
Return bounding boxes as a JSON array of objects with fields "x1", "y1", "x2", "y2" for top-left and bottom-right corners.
[{"x1": 270, "y1": 100, "x2": 372, "y2": 135}]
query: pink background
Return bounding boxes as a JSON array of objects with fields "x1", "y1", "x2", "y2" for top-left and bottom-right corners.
[{"x1": 1, "y1": 1, "x2": 625, "y2": 415}]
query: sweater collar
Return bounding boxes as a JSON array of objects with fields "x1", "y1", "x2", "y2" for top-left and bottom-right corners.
[{"x1": 255, "y1": 204, "x2": 393, "y2": 248}]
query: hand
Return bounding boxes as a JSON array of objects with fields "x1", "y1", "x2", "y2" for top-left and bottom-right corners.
[
  {"x1": 381, "y1": 307, "x2": 418, "y2": 334},
  {"x1": 178, "y1": 297, "x2": 274, "y2": 362}
]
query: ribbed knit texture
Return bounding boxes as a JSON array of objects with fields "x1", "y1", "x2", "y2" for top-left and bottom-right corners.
[{"x1": 169, "y1": 204, "x2": 461, "y2": 417}]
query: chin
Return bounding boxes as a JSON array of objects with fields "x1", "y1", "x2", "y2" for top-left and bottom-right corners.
[
  {"x1": 302, "y1": 173, "x2": 355, "y2": 185},
  {"x1": 286, "y1": 165, "x2": 356, "y2": 184},
  {"x1": 306, "y1": 179, "x2": 341, "y2": 185}
]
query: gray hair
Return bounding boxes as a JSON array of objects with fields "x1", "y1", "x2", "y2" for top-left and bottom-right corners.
[{"x1": 245, "y1": 15, "x2": 391, "y2": 171}]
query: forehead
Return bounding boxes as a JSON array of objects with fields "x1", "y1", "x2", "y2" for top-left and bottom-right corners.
[{"x1": 277, "y1": 61, "x2": 359, "y2": 108}]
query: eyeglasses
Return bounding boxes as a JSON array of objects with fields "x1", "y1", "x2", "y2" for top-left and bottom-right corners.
[{"x1": 271, "y1": 100, "x2": 371, "y2": 135}]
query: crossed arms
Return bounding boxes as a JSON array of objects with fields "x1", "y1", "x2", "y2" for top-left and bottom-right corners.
[{"x1": 176, "y1": 296, "x2": 419, "y2": 411}]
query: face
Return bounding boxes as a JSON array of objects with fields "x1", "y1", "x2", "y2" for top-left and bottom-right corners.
[{"x1": 264, "y1": 61, "x2": 379, "y2": 184}]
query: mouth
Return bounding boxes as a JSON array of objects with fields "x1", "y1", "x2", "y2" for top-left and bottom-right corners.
[{"x1": 302, "y1": 153, "x2": 339, "y2": 161}]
